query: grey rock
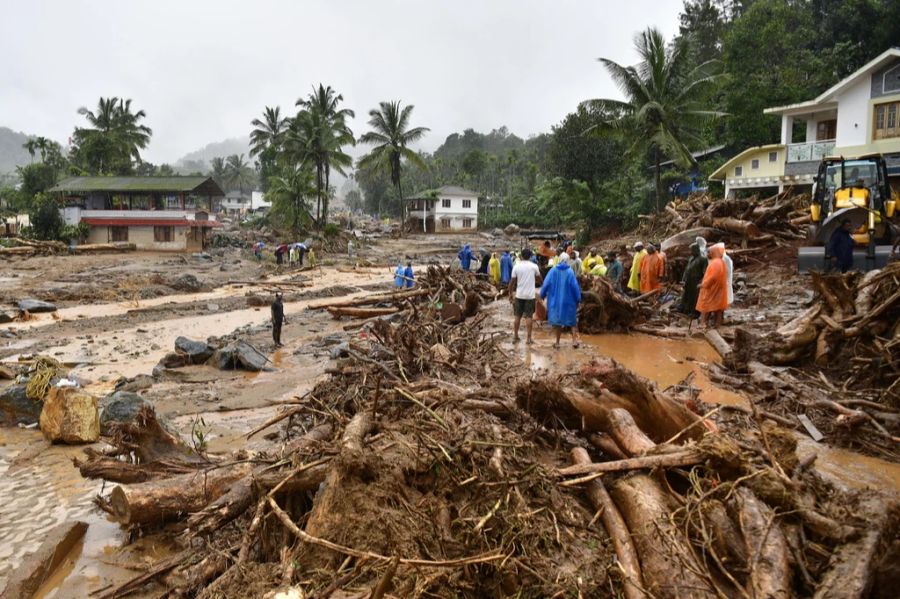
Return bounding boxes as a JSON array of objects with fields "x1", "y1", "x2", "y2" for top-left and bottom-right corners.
[
  {"x1": 17, "y1": 299, "x2": 57, "y2": 313},
  {"x1": 208, "y1": 341, "x2": 268, "y2": 371},
  {"x1": 174, "y1": 336, "x2": 213, "y2": 363},
  {"x1": 169, "y1": 274, "x2": 204, "y2": 292},
  {"x1": 115, "y1": 374, "x2": 154, "y2": 393},
  {"x1": 159, "y1": 352, "x2": 188, "y2": 369},
  {"x1": 99, "y1": 391, "x2": 171, "y2": 435},
  {"x1": 0, "y1": 311, "x2": 16, "y2": 324},
  {"x1": 0, "y1": 385, "x2": 41, "y2": 426},
  {"x1": 329, "y1": 342, "x2": 350, "y2": 359}
]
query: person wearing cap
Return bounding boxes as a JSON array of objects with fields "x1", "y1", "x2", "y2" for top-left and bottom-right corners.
[
  {"x1": 627, "y1": 242, "x2": 646, "y2": 294},
  {"x1": 540, "y1": 253, "x2": 582, "y2": 349},
  {"x1": 271, "y1": 292, "x2": 288, "y2": 347}
]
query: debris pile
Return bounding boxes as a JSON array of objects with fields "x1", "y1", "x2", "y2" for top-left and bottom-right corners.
[
  {"x1": 0, "y1": 238, "x2": 136, "y2": 256},
  {"x1": 649, "y1": 191, "x2": 810, "y2": 266},
  {"x1": 73, "y1": 284, "x2": 896, "y2": 598}
]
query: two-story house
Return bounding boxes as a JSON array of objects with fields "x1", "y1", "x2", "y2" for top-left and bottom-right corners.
[
  {"x1": 407, "y1": 185, "x2": 479, "y2": 232},
  {"x1": 711, "y1": 47, "x2": 900, "y2": 197},
  {"x1": 52, "y1": 176, "x2": 224, "y2": 251}
]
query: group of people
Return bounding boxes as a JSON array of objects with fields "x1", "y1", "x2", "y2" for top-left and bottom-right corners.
[
  {"x1": 254, "y1": 242, "x2": 316, "y2": 268},
  {"x1": 393, "y1": 261, "x2": 416, "y2": 288}
]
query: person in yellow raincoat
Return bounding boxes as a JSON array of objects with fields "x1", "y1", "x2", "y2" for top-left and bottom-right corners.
[
  {"x1": 627, "y1": 242, "x2": 646, "y2": 293},
  {"x1": 583, "y1": 247, "x2": 603, "y2": 273},
  {"x1": 488, "y1": 252, "x2": 501, "y2": 284}
]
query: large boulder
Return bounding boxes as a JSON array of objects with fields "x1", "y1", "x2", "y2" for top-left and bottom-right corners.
[
  {"x1": 0, "y1": 311, "x2": 17, "y2": 323},
  {"x1": 39, "y1": 387, "x2": 100, "y2": 443},
  {"x1": 99, "y1": 391, "x2": 152, "y2": 435},
  {"x1": 158, "y1": 352, "x2": 188, "y2": 369},
  {"x1": 174, "y1": 336, "x2": 214, "y2": 364},
  {"x1": 504, "y1": 223, "x2": 521, "y2": 236},
  {"x1": 0, "y1": 385, "x2": 41, "y2": 426},
  {"x1": 169, "y1": 274, "x2": 204, "y2": 292},
  {"x1": 17, "y1": 299, "x2": 57, "y2": 313},
  {"x1": 208, "y1": 341, "x2": 268, "y2": 371}
]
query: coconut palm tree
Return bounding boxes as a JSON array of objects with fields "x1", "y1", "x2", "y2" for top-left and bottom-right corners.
[
  {"x1": 209, "y1": 157, "x2": 227, "y2": 189},
  {"x1": 250, "y1": 106, "x2": 289, "y2": 158},
  {"x1": 357, "y1": 101, "x2": 429, "y2": 234},
  {"x1": 72, "y1": 97, "x2": 152, "y2": 174},
  {"x1": 583, "y1": 27, "x2": 721, "y2": 210},
  {"x1": 267, "y1": 164, "x2": 317, "y2": 232},
  {"x1": 224, "y1": 154, "x2": 255, "y2": 195},
  {"x1": 292, "y1": 85, "x2": 355, "y2": 228}
]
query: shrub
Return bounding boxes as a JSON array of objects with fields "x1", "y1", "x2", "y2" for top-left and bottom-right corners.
[
  {"x1": 27, "y1": 193, "x2": 64, "y2": 240},
  {"x1": 323, "y1": 223, "x2": 341, "y2": 238}
]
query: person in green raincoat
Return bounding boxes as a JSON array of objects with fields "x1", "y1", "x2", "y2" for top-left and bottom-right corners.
[{"x1": 679, "y1": 242, "x2": 707, "y2": 318}]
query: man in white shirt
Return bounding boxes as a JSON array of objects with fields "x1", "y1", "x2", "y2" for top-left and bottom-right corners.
[{"x1": 508, "y1": 248, "x2": 542, "y2": 344}]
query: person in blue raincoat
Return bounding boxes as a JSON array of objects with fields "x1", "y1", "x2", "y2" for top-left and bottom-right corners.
[
  {"x1": 540, "y1": 253, "x2": 582, "y2": 348},
  {"x1": 394, "y1": 261, "x2": 405, "y2": 288},
  {"x1": 404, "y1": 262, "x2": 415, "y2": 288},
  {"x1": 500, "y1": 250, "x2": 513, "y2": 285},
  {"x1": 458, "y1": 244, "x2": 476, "y2": 271}
]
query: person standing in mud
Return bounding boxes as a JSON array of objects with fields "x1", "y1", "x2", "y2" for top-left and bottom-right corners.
[
  {"x1": 509, "y1": 248, "x2": 542, "y2": 344},
  {"x1": 639, "y1": 244, "x2": 665, "y2": 295},
  {"x1": 605, "y1": 251, "x2": 622, "y2": 289},
  {"x1": 540, "y1": 253, "x2": 582, "y2": 349},
  {"x1": 271, "y1": 292, "x2": 287, "y2": 347},
  {"x1": 627, "y1": 242, "x2": 646, "y2": 295},
  {"x1": 696, "y1": 244, "x2": 728, "y2": 330},
  {"x1": 679, "y1": 242, "x2": 707, "y2": 318}
]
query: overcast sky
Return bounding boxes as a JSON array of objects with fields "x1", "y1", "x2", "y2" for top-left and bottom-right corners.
[{"x1": 0, "y1": 0, "x2": 684, "y2": 164}]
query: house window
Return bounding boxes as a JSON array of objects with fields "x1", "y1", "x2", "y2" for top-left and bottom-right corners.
[
  {"x1": 735, "y1": 166, "x2": 743, "y2": 176},
  {"x1": 874, "y1": 101, "x2": 900, "y2": 140},
  {"x1": 440, "y1": 217, "x2": 451, "y2": 229},
  {"x1": 816, "y1": 119, "x2": 836, "y2": 141},
  {"x1": 110, "y1": 226, "x2": 128, "y2": 242},
  {"x1": 462, "y1": 218, "x2": 473, "y2": 229},
  {"x1": 441, "y1": 198, "x2": 451, "y2": 208},
  {"x1": 751, "y1": 159, "x2": 760, "y2": 169},
  {"x1": 769, "y1": 151, "x2": 778, "y2": 162},
  {"x1": 462, "y1": 199, "x2": 472, "y2": 208},
  {"x1": 154, "y1": 226, "x2": 174, "y2": 242}
]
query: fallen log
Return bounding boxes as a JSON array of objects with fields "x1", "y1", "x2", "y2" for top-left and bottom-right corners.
[
  {"x1": 326, "y1": 287, "x2": 429, "y2": 309},
  {"x1": 611, "y1": 474, "x2": 717, "y2": 598},
  {"x1": 734, "y1": 487, "x2": 791, "y2": 599},
  {"x1": 813, "y1": 528, "x2": 881, "y2": 599},
  {"x1": 0, "y1": 520, "x2": 87, "y2": 599},
  {"x1": 109, "y1": 463, "x2": 253, "y2": 525},
  {"x1": 605, "y1": 408, "x2": 657, "y2": 456},
  {"x1": 326, "y1": 306, "x2": 399, "y2": 319},
  {"x1": 570, "y1": 448, "x2": 644, "y2": 599},
  {"x1": 712, "y1": 217, "x2": 760, "y2": 238},
  {"x1": 704, "y1": 328, "x2": 733, "y2": 363},
  {"x1": 557, "y1": 449, "x2": 703, "y2": 477}
]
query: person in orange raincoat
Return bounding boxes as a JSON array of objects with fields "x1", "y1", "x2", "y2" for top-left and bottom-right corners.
[
  {"x1": 696, "y1": 244, "x2": 729, "y2": 329},
  {"x1": 639, "y1": 244, "x2": 665, "y2": 294}
]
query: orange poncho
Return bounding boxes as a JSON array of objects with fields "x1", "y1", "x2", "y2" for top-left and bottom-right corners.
[
  {"x1": 639, "y1": 252, "x2": 665, "y2": 293},
  {"x1": 696, "y1": 247, "x2": 729, "y2": 313}
]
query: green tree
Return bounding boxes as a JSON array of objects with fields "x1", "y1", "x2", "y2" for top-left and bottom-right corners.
[
  {"x1": 224, "y1": 154, "x2": 255, "y2": 194},
  {"x1": 27, "y1": 192, "x2": 64, "y2": 240},
  {"x1": 209, "y1": 157, "x2": 227, "y2": 189},
  {"x1": 586, "y1": 27, "x2": 722, "y2": 210},
  {"x1": 71, "y1": 97, "x2": 152, "y2": 175},
  {"x1": 266, "y1": 165, "x2": 316, "y2": 232},
  {"x1": 357, "y1": 101, "x2": 430, "y2": 232},
  {"x1": 292, "y1": 85, "x2": 355, "y2": 227},
  {"x1": 546, "y1": 105, "x2": 625, "y2": 194},
  {"x1": 250, "y1": 106, "x2": 289, "y2": 157}
]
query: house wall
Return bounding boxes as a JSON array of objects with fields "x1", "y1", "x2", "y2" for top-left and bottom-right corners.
[
  {"x1": 87, "y1": 225, "x2": 188, "y2": 250},
  {"x1": 434, "y1": 194, "x2": 478, "y2": 216},
  {"x1": 834, "y1": 77, "x2": 871, "y2": 148},
  {"x1": 436, "y1": 215, "x2": 477, "y2": 231},
  {"x1": 871, "y1": 58, "x2": 900, "y2": 99}
]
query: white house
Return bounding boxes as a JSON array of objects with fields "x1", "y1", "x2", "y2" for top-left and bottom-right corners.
[
  {"x1": 51, "y1": 176, "x2": 224, "y2": 251},
  {"x1": 220, "y1": 190, "x2": 251, "y2": 215},
  {"x1": 407, "y1": 185, "x2": 479, "y2": 232},
  {"x1": 251, "y1": 190, "x2": 270, "y2": 211},
  {"x1": 711, "y1": 47, "x2": 900, "y2": 196}
]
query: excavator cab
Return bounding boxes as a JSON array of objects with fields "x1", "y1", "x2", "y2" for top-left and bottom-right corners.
[{"x1": 798, "y1": 155, "x2": 897, "y2": 272}]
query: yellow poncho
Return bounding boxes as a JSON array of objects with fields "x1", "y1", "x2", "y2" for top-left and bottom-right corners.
[
  {"x1": 488, "y1": 254, "x2": 501, "y2": 283},
  {"x1": 627, "y1": 249, "x2": 646, "y2": 291}
]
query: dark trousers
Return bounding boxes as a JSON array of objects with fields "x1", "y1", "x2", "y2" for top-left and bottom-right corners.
[{"x1": 273, "y1": 322, "x2": 282, "y2": 345}]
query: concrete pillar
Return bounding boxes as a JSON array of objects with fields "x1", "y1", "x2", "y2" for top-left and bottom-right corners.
[{"x1": 780, "y1": 115, "x2": 794, "y2": 145}]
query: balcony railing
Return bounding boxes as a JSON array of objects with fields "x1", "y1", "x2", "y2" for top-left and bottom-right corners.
[{"x1": 786, "y1": 139, "x2": 835, "y2": 163}]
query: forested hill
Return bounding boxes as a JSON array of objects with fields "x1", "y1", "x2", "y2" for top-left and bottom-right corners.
[
  {"x1": 0, "y1": 127, "x2": 35, "y2": 175},
  {"x1": 176, "y1": 136, "x2": 252, "y2": 171}
]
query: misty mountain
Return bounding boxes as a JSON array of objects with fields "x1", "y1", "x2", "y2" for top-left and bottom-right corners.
[
  {"x1": 0, "y1": 127, "x2": 37, "y2": 175},
  {"x1": 175, "y1": 137, "x2": 252, "y2": 171}
]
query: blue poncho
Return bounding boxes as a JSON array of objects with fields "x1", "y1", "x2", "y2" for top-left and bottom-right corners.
[
  {"x1": 500, "y1": 252, "x2": 513, "y2": 284},
  {"x1": 458, "y1": 244, "x2": 476, "y2": 270},
  {"x1": 404, "y1": 265, "x2": 414, "y2": 288},
  {"x1": 394, "y1": 265, "x2": 405, "y2": 288},
  {"x1": 540, "y1": 263, "x2": 581, "y2": 327}
]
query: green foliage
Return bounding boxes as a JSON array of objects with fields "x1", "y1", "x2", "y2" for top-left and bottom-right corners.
[
  {"x1": 27, "y1": 192, "x2": 64, "y2": 240},
  {"x1": 546, "y1": 105, "x2": 625, "y2": 194},
  {"x1": 266, "y1": 164, "x2": 316, "y2": 234},
  {"x1": 323, "y1": 223, "x2": 340, "y2": 237},
  {"x1": 223, "y1": 154, "x2": 256, "y2": 193},
  {"x1": 60, "y1": 222, "x2": 90, "y2": 242},
  {"x1": 70, "y1": 97, "x2": 152, "y2": 175}
]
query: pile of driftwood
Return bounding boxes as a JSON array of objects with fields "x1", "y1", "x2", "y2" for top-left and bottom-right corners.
[
  {"x1": 325, "y1": 265, "x2": 499, "y2": 327},
  {"x1": 0, "y1": 237, "x2": 136, "y2": 255},
  {"x1": 72, "y1": 274, "x2": 896, "y2": 597},
  {"x1": 577, "y1": 275, "x2": 648, "y2": 334},
  {"x1": 653, "y1": 191, "x2": 810, "y2": 265}
]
